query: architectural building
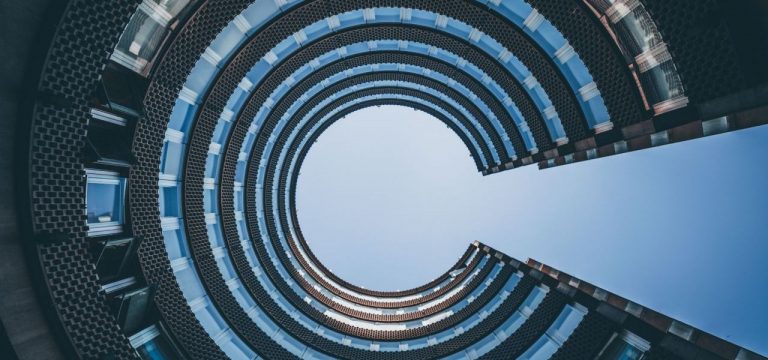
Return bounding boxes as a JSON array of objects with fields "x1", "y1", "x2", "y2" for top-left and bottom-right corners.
[{"x1": 1, "y1": 0, "x2": 767, "y2": 359}]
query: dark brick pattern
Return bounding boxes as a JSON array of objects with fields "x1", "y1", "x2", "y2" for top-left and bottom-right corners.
[
  {"x1": 526, "y1": 0, "x2": 649, "y2": 127},
  {"x1": 27, "y1": 0, "x2": 141, "y2": 358},
  {"x1": 130, "y1": 2, "x2": 602, "y2": 354},
  {"x1": 139, "y1": 0, "x2": 646, "y2": 357},
  {"x1": 130, "y1": 1, "x2": 252, "y2": 359},
  {"x1": 242, "y1": 83, "x2": 512, "y2": 338},
  {"x1": 646, "y1": 346, "x2": 686, "y2": 360},
  {"x1": 549, "y1": 311, "x2": 617, "y2": 360},
  {"x1": 641, "y1": 0, "x2": 746, "y2": 104},
  {"x1": 479, "y1": 291, "x2": 569, "y2": 359},
  {"x1": 23, "y1": 0, "x2": 759, "y2": 359}
]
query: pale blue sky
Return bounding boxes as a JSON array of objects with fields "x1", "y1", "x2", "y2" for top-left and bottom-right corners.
[{"x1": 296, "y1": 105, "x2": 768, "y2": 355}]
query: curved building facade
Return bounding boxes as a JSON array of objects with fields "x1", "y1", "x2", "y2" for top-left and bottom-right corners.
[{"x1": 1, "y1": 0, "x2": 767, "y2": 359}]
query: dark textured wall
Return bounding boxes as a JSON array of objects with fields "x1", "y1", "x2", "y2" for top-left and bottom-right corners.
[
  {"x1": 0, "y1": 0, "x2": 66, "y2": 359},
  {"x1": 3, "y1": 1, "x2": 767, "y2": 359},
  {"x1": 10, "y1": 0, "x2": 141, "y2": 358}
]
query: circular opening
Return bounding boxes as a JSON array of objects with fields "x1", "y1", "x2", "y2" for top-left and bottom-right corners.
[{"x1": 296, "y1": 105, "x2": 479, "y2": 291}]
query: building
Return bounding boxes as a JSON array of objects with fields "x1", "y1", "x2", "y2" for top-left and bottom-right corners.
[{"x1": 0, "y1": 0, "x2": 767, "y2": 359}]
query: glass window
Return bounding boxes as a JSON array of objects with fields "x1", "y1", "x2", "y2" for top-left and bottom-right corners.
[
  {"x1": 518, "y1": 336, "x2": 559, "y2": 360},
  {"x1": 111, "y1": 0, "x2": 194, "y2": 74},
  {"x1": 136, "y1": 335, "x2": 178, "y2": 360},
  {"x1": 598, "y1": 331, "x2": 651, "y2": 360},
  {"x1": 161, "y1": 218, "x2": 187, "y2": 260},
  {"x1": 115, "y1": 286, "x2": 154, "y2": 334},
  {"x1": 94, "y1": 237, "x2": 133, "y2": 282},
  {"x1": 546, "y1": 304, "x2": 587, "y2": 345},
  {"x1": 151, "y1": 0, "x2": 191, "y2": 17},
  {"x1": 112, "y1": 9, "x2": 167, "y2": 73},
  {"x1": 220, "y1": 332, "x2": 257, "y2": 360},
  {"x1": 130, "y1": 325, "x2": 182, "y2": 360},
  {"x1": 86, "y1": 169, "x2": 126, "y2": 236},
  {"x1": 586, "y1": 0, "x2": 686, "y2": 111}
]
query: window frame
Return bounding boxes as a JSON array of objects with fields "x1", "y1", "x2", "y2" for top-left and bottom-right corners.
[
  {"x1": 110, "y1": 0, "x2": 197, "y2": 76},
  {"x1": 85, "y1": 168, "x2": 127, "y2": 237},
  {"x1": 595, "y1": 329, "x2": 651, "y2": 360}
]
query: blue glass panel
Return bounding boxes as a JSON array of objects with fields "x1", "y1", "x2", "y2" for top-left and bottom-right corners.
[
  {"x1": 535, "y1": 22, "x2": 566, "y2": 53},
  {"x1": 303, "y1": 20, "x2": 329, "y2": 41},
  {"x1": 495, "y1": 1, "x2": 531, "y2": 22},
  {"x1": 136, "y1": 335, "x2": 178, "y2": 360},
  {"x1": 196, "y1": 304, "x2": 228, "y2": 335},
  {"x1": 220, "y1": 334, "x2": 256, "y2": 360},
  {"x1": 186, "y1": 58, "x2": 217, "y2": 95},
  {"x1": 86, "y1": 179, "x2": 125, "y2": 225},
  {"x1": 519, "y1": 336, "x2": 559, "y2": 360},
  {"x1": 160, "y1": 141, "x2": 183, "y2": 176},
  {"x1": 376, "y1": 7, "x2": 400, "y2": 22},
  {"x1": 338, "y1": 10, "x2": 363, "y2": 28},
  {"x1": 208, "y1": 24, "x2": 245, "y2": 60},
  {"x1": 409, "y1": 9, "x2": 437, "y2": 28},
  {"x1": 162, "y1": 225, "x2": 187, "y2": 260},
  {"x1": 272, "y1": 37, "x2": 300, "y2": 60},
  {"x1": 216, "y1": 255, "x2": 238, "y2": 280},
  {"x1": 175, "y1": 267, "x2": 205, "y2": 300},
  {"x1": 159, "y1": 186, "x2": 180, "y2": 218},
  {"x1": 167, "y1": 100, "x2": 195, "y2": 133},
  {"x1": 207, "y1": 224, "x2": 224, "y2": 248},
  {"x1": 241, "y1": 0, "x2": 280, "y2": 33},
  {"x1": 204, "y1": 154, "x2": 219, "y2": 178}
]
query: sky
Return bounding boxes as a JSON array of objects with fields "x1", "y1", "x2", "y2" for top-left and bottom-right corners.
[{"x1": 295, "y1": 105, "x2": 768, "y2": 355}]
